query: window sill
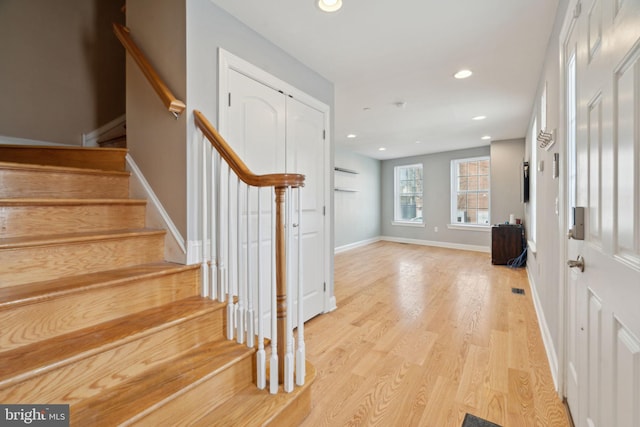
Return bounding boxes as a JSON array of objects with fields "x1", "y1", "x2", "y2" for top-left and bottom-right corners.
[
  {"x1": 447, "y1": 224, "x2": 491, "y2": 232},
  {"x1": 392, "y1": 221, "x2": 425, "y2": 228}
]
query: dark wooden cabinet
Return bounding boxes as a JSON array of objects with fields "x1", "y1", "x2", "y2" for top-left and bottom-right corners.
[{"x1": 491, "y1": 225, "x2": 525, "y2": 265}]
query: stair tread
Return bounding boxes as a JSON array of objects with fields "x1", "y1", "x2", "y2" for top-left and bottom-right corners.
[
  {"x1": 194, "y1": 361, "x2": 316, "y2": 427},
  {"x1": 0, "y1": 262, "x2": 199, "y2": 309},
  {"x1": 0, "y1": 296, "x2": 223, "y2": 386},
  {"x1": 72, "y1": 338, "x2": 254, "y2": 426},
  {"x1": 0, "y1": 161, "x2": 130, "y2": 176},
  {"x1": 0, "y1": 228, "x2": 165, "y2": 249},
  {"x1": 0, "y1": 198, "x2": 146, "y2": 206},
  {"x1": 0, "y1": 144, "x2": 127, "y2": 153}
]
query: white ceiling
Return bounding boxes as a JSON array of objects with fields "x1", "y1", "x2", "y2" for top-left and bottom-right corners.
[{"x1": 209, "y1": 0, "x2": 560, "y2": 160}]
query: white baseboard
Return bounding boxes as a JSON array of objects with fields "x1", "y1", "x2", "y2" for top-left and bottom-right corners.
[
  {"x1": 0, "y1": 135, "x2": 71, "y2": 146},
  {"x1": 126, "y1": 154, "x2": 187, "y2": 264},
  {"x1": 380, "y1": 236, "x2": 490, "y2": 253},
  {"x1": 527, "y1": 266, "x2": 560, "y2": 390},
  {"x1": 82, "y1": 114, "x2": 126, "y2": 147},
  {"x1": 334, "y1": 237, "x2": 381, "y2": 254}
]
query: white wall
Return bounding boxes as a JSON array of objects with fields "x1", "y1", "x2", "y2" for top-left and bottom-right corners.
[{"x1": 334, "y1": 148, "x2": 381, "y2": 250}]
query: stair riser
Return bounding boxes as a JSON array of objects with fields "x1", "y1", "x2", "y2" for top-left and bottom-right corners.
[
  {"x1": 0, "y1": 233, "x2": 165, "y2": 289},
  {"x1": 0, "y1": 269, "x2": 200, "y2": 351},
  {"x1": 0, "y1": 203, "x2": 146, "y2": 238},
  {"x1": 129, "y1": 352, "x2": 254, "y2": 426},
  {"x1": 0, "y1": 168, "x2": 129, "y2": 199},
  {"x1": 0, "y1": 307, "x2": 224, "y2": 405},
  {"x1": 0, "y1": 146, "x2": 127, "y2": 171}
]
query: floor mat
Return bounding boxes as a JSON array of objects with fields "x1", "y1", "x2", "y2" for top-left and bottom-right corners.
[{"x1": 461, "y1": 413, "x2": 502, "y2": 427}]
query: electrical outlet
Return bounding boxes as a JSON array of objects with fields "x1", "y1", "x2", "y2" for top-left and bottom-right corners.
[{"x1": 434, "y1": 226, "x2": 438, "y2": 232}]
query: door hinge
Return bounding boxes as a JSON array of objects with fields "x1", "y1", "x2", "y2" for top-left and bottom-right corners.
[
  {"x1": 323, "y1": 282, "x2": 326, "y2": 292},
  {"x1": 323, "y1": 130, "x2": 326, "y2": 140},
  {"x1": 228, "y1": 93, "x2": 231, "y2": 107},
  {"x1": 323, "y1": 206, "x2": 326, "y2": 216}
]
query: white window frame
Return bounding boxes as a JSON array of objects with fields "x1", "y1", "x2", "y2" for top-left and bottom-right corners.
[
  {"x1": 449, "y1": 156, "x2": 491, "y2": 229},
  {"x1": 393, "y1": 163, "x2": 424, "y2": 227}
]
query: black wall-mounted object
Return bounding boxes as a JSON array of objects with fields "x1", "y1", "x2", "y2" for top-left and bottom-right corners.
[{"x1": 523, "y1": 161, "x2": 530, "y2": 203}]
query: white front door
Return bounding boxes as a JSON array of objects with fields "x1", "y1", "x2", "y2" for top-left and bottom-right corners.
[
  {"x1": 225, "y1": 68, "x2": 327, "y2": 322},
  {"x1": 563, "y1": 0, "x2": 640, "y2": 425}
]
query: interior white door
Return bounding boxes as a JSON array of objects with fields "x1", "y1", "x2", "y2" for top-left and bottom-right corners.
[
  {"x1": 286, "y1": 97, "x2": 326, "y2": 322},
  {"x1": 564, "y1": 0, "x2": 640, "y2": 426},
  {"x1": 226, "y1": 69, "x2": 326, "y2": 323}
]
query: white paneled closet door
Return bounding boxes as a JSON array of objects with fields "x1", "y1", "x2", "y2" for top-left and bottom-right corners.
[
  {"x1": 226, "y1": 68, "x2": 326, "y2": 324},
  {"x1": 563, "y1": 0, "x2": 640, "y2": 425}
]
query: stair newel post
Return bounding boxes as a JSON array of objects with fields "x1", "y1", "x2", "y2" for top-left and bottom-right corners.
[
  {"x1": 246, "y1": 185, "x2": 255, "y2": 348},
  {"x1": 275, "y1": 186, "x2": 288, "y2": 387},
  {"x1": 269, "y1": 188, "x2": 279, "y2": 394},
  {"x1": 256, "y1": 187, "x2": 266, "y2": 389},
  {"x1": 295, "y1": 186, "x2": 306, "y2": 386},
  {"x1": 200, "y1": 134, "x2": 210, "y2": 298}
]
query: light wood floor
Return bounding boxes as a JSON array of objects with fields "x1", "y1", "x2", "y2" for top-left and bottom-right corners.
[{"x1": 301, "y1": 241, "x2": 570, "y2": 427}]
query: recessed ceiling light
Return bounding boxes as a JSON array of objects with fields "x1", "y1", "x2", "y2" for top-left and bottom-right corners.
[
  {"x1": 481, "y1": 136, "x2": 491, "y2": 140},
  {"x1": 415, "y1": 140, "x2": 422, "y2": 144},
  {"x1": 378, "y1": 147, "x2": 387, "y2": 151},
  {"x1": 454, "y1": 69, "x2": 473, "y2": 79},
  {"x1": 317, "y1": 0, "x2": 342, "y2": 12},
  {"x1": 472, "y1": 115, "x2": 487, "y2": 121},
  {"x1": 347, "y1": 134, "x2": 357, "y2": 139}
]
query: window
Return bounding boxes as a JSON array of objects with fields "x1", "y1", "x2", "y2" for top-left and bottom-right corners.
[
  {"x1": 451, "y1": 157, "x2": 490, "y2": 225},
  {"x1": 530, "y1": 118, "x2": 537, "y2": 244},
  {"x1": 394, "y1": 164, "x2": 423, "y2": 224}
]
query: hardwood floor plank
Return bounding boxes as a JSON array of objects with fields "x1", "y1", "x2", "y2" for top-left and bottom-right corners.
[{"x1": 300, "y1": 241, "x2": 569, "y2": 427}]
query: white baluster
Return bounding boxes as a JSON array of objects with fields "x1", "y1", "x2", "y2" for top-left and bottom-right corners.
[
  {"x1": 209, "y1": 148, "x2": 217, "y2": 300},
  {"x1": 256, "y1": 188, "x2": 266, "y2": 389},
  {"x1": 226, "y1": 167, "x2": 234, "y2": 340},
  {"x1": 200, "y1": 135, "x2": 210, "y2": 298},
  {"x1": 236, "y1": 179, "x2": 245, "y2": 345},
  {"x1": 296, "y1": 187, "x2": 306, "y2": 386},
  {"x1": 246, "y1": 185, "x2": 255, "y2": 348},
  {"x1": 269, "y1": 193, "x2": 279, "y2": 394},
  {"x1": 284, "y1": 187, "x2": 294, "y2": 393},
  {"x1": 215, "y1": 154, "x2": 225, "y2": 303}
]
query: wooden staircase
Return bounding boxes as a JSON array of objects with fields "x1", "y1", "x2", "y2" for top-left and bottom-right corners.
[{"x1": 0, "y1": 145, "x2": 313, "y2": 426}]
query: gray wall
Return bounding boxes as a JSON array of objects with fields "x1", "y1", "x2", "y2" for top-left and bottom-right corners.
[
  {"x1": 184, "y1": 0, "x2": 335, "y2": 249},
  {"x1": 490, "y1": 138, "x2": 526, "y2": 225},
  {"x1": 524, "y1": 0, "x2": 569, "y2": 377},
  {"x1": 127, "y1": 0, "x2": 188, "y2": 238},
  {"x1": 381, "y1": 146, "x2": 492, "y2": 249},
  {"x1": 0, "y1": 0, "x2": 125, "y2": 145},
  {"x1": 334, "y1": 148, "x2": 381, "y2": 249}
]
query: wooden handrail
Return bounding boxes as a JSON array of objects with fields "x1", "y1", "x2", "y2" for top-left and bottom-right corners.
[
  {"x1": 113, "y1": 23, "x2": 186, "y2": 118},
  {"x1": 194, "y1": 110, "x2": 305, "y2": 188}
]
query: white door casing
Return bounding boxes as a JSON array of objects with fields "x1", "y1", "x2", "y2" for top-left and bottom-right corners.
[{"x1": 562, "y1": 0, "x2": 640, "y2": 426}]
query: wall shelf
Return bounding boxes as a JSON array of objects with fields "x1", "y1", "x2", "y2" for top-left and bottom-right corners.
[
  {"x1": 334, "y1": 167, "x2": 358, "y2": 174},
  {"x1": 334, "y1": 188, "x2": 358, "y2": 192}
]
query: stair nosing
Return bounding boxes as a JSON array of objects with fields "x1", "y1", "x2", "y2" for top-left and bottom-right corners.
[
  {"x1": 0, "y1": 144, "x2": 127, "y2": 153},
  {"x1": 0, "y1": 296, "x2": 223, "y2": 389},
  {"x1": 0, "y1": 161, "x2": 130, "y2": 176},
  {"x1": 0, "y1": 263, "x2": 200, "y2": 310},
  {"x1": 0, "y1": 228, "x2": 166, "y2": 250},
  {"x1": 0, "y1": 198, "x2": 147, "y2": 206}
]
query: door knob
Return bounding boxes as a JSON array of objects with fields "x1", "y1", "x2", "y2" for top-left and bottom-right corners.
[{"x1": 567, "y1": 255, "x2": 585, "y2": 272}]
